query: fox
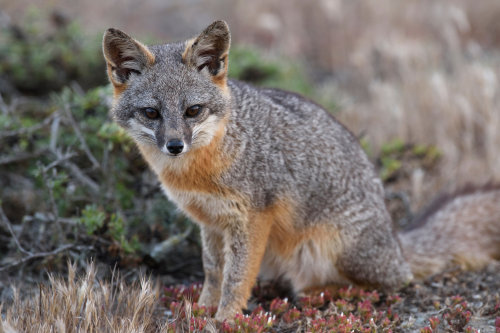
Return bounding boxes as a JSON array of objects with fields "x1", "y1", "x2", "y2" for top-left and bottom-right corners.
[{"x1": 102, "y1": 20, "x2": 500, "y2": 321}]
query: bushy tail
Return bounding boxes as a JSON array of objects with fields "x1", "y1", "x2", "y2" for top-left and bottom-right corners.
[{"x1": 398, "y1": 185, "x2": 500, "y2": 279}]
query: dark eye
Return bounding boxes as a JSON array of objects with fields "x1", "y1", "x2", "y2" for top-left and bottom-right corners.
[
  {"x1": 143, "y1": 107, "x2": 159, "y2": 119},
  {"x1": 185, "y1": 105, "x2": 203, "y2": 118}
]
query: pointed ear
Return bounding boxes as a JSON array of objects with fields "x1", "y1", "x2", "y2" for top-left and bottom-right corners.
[
  {"x1": 182, "y1": 20, "x2": 231, "y2": 85},
  {"x1": 102, "y1": 28, "x2": 155, "y2": 88}
]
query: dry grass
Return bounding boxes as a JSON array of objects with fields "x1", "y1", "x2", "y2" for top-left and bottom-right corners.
[{"x1": 0, "y1": 263, "x2": 168, "y2": 333}]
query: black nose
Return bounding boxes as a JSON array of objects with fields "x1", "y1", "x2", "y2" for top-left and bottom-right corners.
[{"x1": 166, "y1": 139, "x2": 184, "y2": 155}]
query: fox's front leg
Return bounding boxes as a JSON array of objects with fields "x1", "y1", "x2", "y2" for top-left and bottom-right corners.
[
  {"x1": 215, "y1": 214, "x2": 272, "y2": 321},
  {"x1": 198, "y1": 226, "x2": 224, "y2": 308}
]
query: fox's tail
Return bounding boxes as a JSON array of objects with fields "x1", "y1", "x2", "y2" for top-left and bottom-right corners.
[{"x1": 398, "y1": 185, "x2": 500, "y2": 279}]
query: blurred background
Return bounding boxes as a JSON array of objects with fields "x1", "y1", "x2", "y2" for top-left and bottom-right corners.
[{"x1": 0, "y1": 0, "x2": 499, "y2": 291}]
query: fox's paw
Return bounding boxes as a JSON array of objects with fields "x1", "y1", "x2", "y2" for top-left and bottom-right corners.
[
  {"x1": 214, "y1": 305, "x2": 241, "y2": 323},
  {"x1": 198, "y1": 287, "x2": 220, "y2": 309}
]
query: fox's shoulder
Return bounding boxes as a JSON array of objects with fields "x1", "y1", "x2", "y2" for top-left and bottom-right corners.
[
  {"x1": 227, "y1": 79, "x2": 322, "y2": 117},
  {"x1": 226, "y1": 79, "x2": 359, "y2": 146}
]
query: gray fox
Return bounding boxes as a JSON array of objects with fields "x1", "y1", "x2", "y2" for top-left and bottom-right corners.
[{"x1": 102, "y1": 21, "x2": 500, "y2": 321}]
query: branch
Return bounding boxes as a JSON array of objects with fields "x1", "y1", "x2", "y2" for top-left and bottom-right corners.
[
  {"x1": 39, "y1": 161, "x2": 63, "y2": 236},
  {"x1": 0, "y1": 149, "x2": 48, "y2": 165},
  {"x1": 43, "y1": 150, "x2": 77, "y2": 172},
  {"x1": 50, "y1": 149, "x2": 100, "y2": 194},
  {"x1": 0, "y1": 244, "x2": 91, "y2": 272},
  {"x1": 0, "y1": 92, "x2": 9, "y2": 116},
  {"x1": 0, "y1": 203, "x2": 32, "y2": 256},
  {"x1": 0, "y1": 113, "x2": 55, "y2": 139},
  {"x1": 49, "y1": 113, "x2": 61, "y2": 152},
  {"x1": 150, "y1": 226, "x2": 193, "y2": 262},
  {"x1": 23, "y1": 214, "x2": 78, "y2": 226},
  {"x1": 62, "y1": 159, "x2": 100, "y2": 194},
  {"x1": 61, "y1": 103, "x2": 101, "y2": 170}
]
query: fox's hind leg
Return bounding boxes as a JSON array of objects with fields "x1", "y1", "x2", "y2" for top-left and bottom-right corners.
[
  {"x1": 262, "y1": 224, "x2": 351, "y2": 295},
  {"x1": 336, "y1": 222, "x2": 412, "y2": 290}
]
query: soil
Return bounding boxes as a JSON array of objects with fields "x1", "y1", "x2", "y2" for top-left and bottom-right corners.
[{"x1": 395, "y1": 263, "x2": 500, "y2": 332}]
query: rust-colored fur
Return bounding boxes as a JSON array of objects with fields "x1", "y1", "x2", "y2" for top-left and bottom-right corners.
[
  {"x1": 107, "y1": 63, "x2": 127, "y2": 97},
  {"x1": 233, "y1": 208, "x2": 275, "y2": 310},
  {"x1": 160, "y1": 128, "x2": 229, "y2": 193},
  {"x1": 210, "y1": 54, "x2": 229, "y2": 91},
  {"x1": 181, "y1": 38, "x2": 196, "y2": 62},
  {"x1": 265, "y1": 200, "x2": 341, "y2": 259},
  {"x1": 138, "y1": 117, "x2": 231, "y2": 195}
]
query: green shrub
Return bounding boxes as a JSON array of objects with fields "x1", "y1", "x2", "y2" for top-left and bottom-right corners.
[
  {"x1": 229, "y1": 46, "x2": 313, "y2": 98},
  {"x1": 0, "y1": 8, "x2": 105, "y2": 95},
  {"x1": 80, "y1": 204, "x2": 106, "y2": 235}
]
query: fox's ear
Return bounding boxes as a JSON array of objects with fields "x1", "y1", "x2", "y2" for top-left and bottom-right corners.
[
  {"x1": 102, "y1": 28, "x2": 155, "y2": 87},
  {"x1": 183, "y1": 20, "x2": 231, "y2": 84}
]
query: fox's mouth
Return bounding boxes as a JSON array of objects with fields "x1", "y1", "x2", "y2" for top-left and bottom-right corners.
[
  {"x1": 164, "y1": 152, "x2": 184, "y2": 157},
  {"x1": 160, "y1": 148, "x2": 185, "y2": 157}
]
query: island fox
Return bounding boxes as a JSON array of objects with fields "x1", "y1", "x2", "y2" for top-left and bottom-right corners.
[{"x1": 102, "y1": 21, "x2": 500, "y2": 321}]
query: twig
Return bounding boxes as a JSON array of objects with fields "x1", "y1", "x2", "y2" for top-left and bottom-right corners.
[
  {"x1": 50, "y1": 149, "x2": 100, "y2": 194},
  {"x1": 0, "y1": 113, "x2": 56, "y2": 139},
  {"x1": 150, "y1": 226, "x2": 193, "y2": 262},
  {"x1": 43, "y1": 150, "x2": 76, "y2": 172},
  {"x1": 0, "y1": 203, "x2": 32, "y2": 255},
  {"x1": 62, "y1": 159, "x2": 100, "y2": 194},
  {"x1": 0, "y1": 93, "x2": 9, "y2": 115},
  {"x1": 40, "y1": 165, "x2": 63, "y2": 237},
  {"x1": 70, "y1": 81, "x2": 85, "y2": 96},
  {"x1": 61, "y1": 103, "x2": 101, "y2": 170},
  {"x1": 46, "y1": 114, "x2": 99, "y2": 195},
  {"x1": 0, "y1": 149, "x2": 48, "y2": 165},
  {"x1": 46, "y1": 112, "x2": 100, "y2": 194},
  {"x1": 23, "y1": 214, "x2": 78, "y2": 225},
  {"x1": 49, "y1": 114, "x2": 60, "y2": 152},
  {"x1": 0, "y1": 244, "x2": 91, "y2": 272}
]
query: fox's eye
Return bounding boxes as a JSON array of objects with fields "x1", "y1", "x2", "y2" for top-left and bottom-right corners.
[
  {"x1": 143, "y1": 107, "x2": 159, "y2": 119},
  {"x1": 185, "y1": 105, "x2": 203, "y2": 118}
]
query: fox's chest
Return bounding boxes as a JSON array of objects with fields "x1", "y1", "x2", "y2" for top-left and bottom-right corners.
[{"x1": 161, "y1": 185, "x2": 241, "y2": 227}]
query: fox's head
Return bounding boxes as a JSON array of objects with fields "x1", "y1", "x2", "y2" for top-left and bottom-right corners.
[{"x1": 102, "y1": 21, "x2": 231, "y2": 157}]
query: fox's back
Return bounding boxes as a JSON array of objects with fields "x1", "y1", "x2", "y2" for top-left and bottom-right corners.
[{"x1": 222, "y1": 80, "x2": 387, "y2": 227}]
